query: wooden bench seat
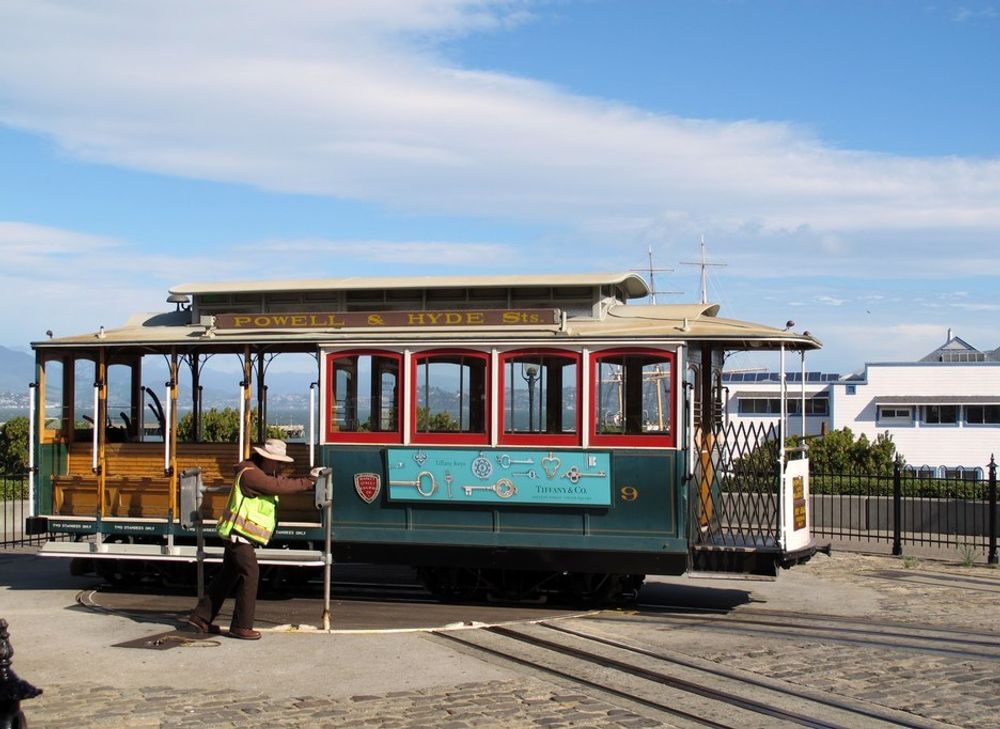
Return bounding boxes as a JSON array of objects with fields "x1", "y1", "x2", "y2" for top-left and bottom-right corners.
[{"x1": 53, "y1": 441, "x2": 318, "y2": 523}]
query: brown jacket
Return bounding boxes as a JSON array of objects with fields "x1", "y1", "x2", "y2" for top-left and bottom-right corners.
[{"x1": 234, "y1": 459, "x2": 315, "y2": 498}]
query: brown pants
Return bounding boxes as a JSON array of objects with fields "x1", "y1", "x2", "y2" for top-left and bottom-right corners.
[{"x1": 192, "y1": 540, "x2": 259, "y2": 630}]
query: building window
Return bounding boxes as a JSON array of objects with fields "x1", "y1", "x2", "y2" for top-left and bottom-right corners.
[
  {"x1": 941, "y1": 352, "x2": 986, "y2": 362},
  {"x1": 499, "y1": 350, "x2": 579, "y2": 445},
  {"x1": 739, "y1": 397, "x2": 828, "y2": 416},
  {"x1": 846, "y1": 385, "x2": 856, "y2": 395},
  {"x1": 944, "y1": 467, "x2": 982, "y2": 481},
  {"x1": 788, "y1": 397, "x2": 829, "y2": 416},
  {"x1": 412, "y1": 351, "x2": 489, "y2": 443},
  {"x1": 591, "y1": 349, "x2": 675, "y2": 447},
  {"x1": 737, "y1": 398, "x2": 780, "y2": 415},
  {"x1": 877, "y1": 406, "x2": 912, "y2": 425},
  {"x1": 923, "y1": 405, "x2": 958, "y2": 425},
  {"x1": 965, "y1": 405, "x2": 1000, "y2": 425},
  {"x1": 326, "y1": 351, "x2": 402, "y2": 442}
]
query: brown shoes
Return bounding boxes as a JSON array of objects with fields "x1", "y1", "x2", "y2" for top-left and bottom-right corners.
[
  {"x1": 184, "y1": 614, "x2": 221, "y2": 635},
  {"x1": 228, "y1": 627, "x2": 262, "y2": 640}
]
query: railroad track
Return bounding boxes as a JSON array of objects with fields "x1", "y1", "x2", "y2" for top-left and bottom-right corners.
[
  {"x1": 433, "y1": 620, "x2": 946, "y2": 729},
  {"x1": 621, "y1": 603, "x2": 1000, "y2": 662}
]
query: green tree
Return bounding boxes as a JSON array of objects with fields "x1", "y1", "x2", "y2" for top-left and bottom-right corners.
[
  {"x1": 0, "y1": 416, "x2": 30, "y2": 473},
  {"x1": 416, "y1": 407, "x2": 460, "y2": 432},
  {"x1": 800, "y1": 427, "x2": 901, "y2": 475},
  {"x1": 733, "y1": 426, "x2": 902, "y2": 481},
  {"x1": 177, "y1": 408, "x2": 283, "y2": 443}
]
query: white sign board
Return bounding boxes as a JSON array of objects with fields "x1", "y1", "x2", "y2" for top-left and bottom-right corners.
[{"x1": 783, "y1": 458, "x2": 811, "y2": 552}]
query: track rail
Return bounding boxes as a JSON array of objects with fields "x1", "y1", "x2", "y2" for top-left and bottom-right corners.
[
  {"x1": 625, "y1": 604, "x2": 1000, "y2": 662},
  {"x1": 433, "y1": 628, "x2": 735, "y2": 729},
  {"x1": 434, "y1": 620, "x2": 941, "y2": 729}
]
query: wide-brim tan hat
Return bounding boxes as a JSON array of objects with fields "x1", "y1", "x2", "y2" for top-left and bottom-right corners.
[{"x1": 252, "y1": 438, "x2": 294, "y2": 463}]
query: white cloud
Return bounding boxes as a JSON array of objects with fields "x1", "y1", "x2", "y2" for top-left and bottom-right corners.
[
  {"x1": 816, "y1": 295, "x2": 847, "y2": 306},
  {"x1": 0, "y1": 220, "x2": 522, "y2": 344},
  {"x1": 954, "y1": 5, "x2": 999, "y2": 22},
  {"x1": 0, "y1": 0, "x2": 999, "y2": 247},
  {"x1": 2, "y1": 2, "x2": 1000, "y2": 370}
]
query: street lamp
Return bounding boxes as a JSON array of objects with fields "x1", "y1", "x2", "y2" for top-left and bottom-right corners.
[{"x1": 521, "y1": 362, "x2": 539, "y2": 432}]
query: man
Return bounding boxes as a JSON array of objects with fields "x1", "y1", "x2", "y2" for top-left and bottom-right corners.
[{"x1": 186, "y1": 438, "x2": 317, "y2": 640}]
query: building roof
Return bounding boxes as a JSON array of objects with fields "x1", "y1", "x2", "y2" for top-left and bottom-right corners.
[
  {"x1": 170, "y1": 272, "x2": 652, "y2": 300},
  {"x1": 920, "y1": 333, "x2": 990, "y2": 363}
]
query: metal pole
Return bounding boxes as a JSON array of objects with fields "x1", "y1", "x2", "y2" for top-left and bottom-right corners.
[
  {"x1": 27, "y1": 383, "x2": 36, "y2": 519},
  {"x1": 322, "y1": 497, "x2": 332, "y2": 631},
  {"x1": 989, "y1": 455, "x2": 997, "y2": 565},
  {"x1": 163, "y1": 381, "x2": 172, "y2": 473},
  {"x1": 195, "y1": 518, "x2": 205, "y2": 601},
  {"x1": 309, "y1": 383, "x2": 317, "y2": 468},
  {"x1": 800, "y1": 351, "x2": 806, "y2": 440},
  {"x1": 778, "y1": 345, "x2": 787, "y2": 551},
  {"x1": 892, "y1": 456, "x2": 902, "y2": 556},
  {"x1": 91, "y1": 383, "x2": 99, "y2": 472},
  {"x1": 238, "y1": 380, "x2": 246, "y2": 463}
]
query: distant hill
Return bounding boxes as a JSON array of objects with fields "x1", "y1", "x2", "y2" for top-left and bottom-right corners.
[
  {"x1": 0, "y1": 346, "x2": 33, "y2": 393},
  {"x1": 0, "y1": 344, "x2": 315, "y2": 400}
]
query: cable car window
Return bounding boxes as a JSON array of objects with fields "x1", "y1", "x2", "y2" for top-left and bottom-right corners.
[
  {"x1": 592, "y1": 350, "x2": 675, "y2": 446},
  {"x1": 413, "y1": 351, "x2": 489, "y2": 442},
  {"x1": 326, "y1": 351, "x2": 401, "y2": 442},
  {"x1": 499, "y1": 351, "x2": 579, "y2": 444}
]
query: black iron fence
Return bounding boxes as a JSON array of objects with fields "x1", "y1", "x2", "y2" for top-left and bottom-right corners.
[
  {"x1": 811, "y1": 456, "x2": 999, "y2": 564},
  {"x1": 1, "y1": 472, "x2": 55, "y2": 548}
]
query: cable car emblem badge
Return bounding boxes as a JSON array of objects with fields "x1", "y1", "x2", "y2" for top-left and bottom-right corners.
[{"x1": 354, "y1": 473, "x2": 382, "y2": 504}]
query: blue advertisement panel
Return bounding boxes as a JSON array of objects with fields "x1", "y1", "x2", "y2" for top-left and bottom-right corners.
[{"x1": 386, "y1": 449, "x2": 612, "y2": 506}]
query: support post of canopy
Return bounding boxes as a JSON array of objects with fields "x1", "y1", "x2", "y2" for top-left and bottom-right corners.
[
  {"x1": 256, "y1": 353, "x2": 267, "y2": 444},
  {"x1": 167, "y1": 349, "x2": 179, "y2": 519},
  {"x1": 778, "y1": 344, "x2": 787, "y2": 552},
  {"x1": 190, "y1": 354, "x2": 202, "y2": 443},
  {"x1": 241, "y1": 346, "x2": 252, "y2": 460},
  {"x1": 96, "y1": 350, "x2": 107, "y2": 518},
  {"x1": 129, "y1": 358, "x2": 142, "y2": 442},
  {"x1": 62, "y1": 355, "x2": 75, "y2": 444},
  {"x1": 800, "y1": 351, "x2": 807, "y2": 440}
]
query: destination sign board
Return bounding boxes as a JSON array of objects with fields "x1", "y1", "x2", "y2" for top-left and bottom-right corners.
[{"x1": 213, "y1": 308, "x2": 559, "y2": 330}]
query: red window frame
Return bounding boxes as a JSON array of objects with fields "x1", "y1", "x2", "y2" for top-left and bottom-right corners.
[
  {"x1": 498, "y1": 348, "x2": 581, "y2": 446},
  {"x1": 410, "y1": 349, "x2": 491, "y2": 445},
  {"x1": 325, "y1": 349, "x2": 403, "y2": 443},
  {"x1": 589, "y1": 348, "x2": 677, "y2": 448}
]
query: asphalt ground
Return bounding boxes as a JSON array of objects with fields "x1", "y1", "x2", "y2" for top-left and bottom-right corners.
[{"x1": 2, "y1": 542, "x2": 998, "y2": 728}]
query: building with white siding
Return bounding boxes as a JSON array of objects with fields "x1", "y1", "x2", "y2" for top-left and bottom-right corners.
[{"x1": 723, "y1": 331, "x2": 1000, "y2": 472}]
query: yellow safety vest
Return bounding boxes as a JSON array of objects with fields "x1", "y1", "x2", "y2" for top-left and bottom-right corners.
[{"x1": 216, "y1": 467, "x2": 279, "y2": 546}]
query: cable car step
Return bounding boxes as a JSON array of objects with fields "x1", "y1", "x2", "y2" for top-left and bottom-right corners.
[{"x1": 38, "y1": 540, "x2": 324, "y2": 567}]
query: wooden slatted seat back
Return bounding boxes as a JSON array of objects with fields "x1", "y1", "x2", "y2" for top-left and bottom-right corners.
[{"x1": 53, "y1": 441, "x2": 317, "y2": 522}]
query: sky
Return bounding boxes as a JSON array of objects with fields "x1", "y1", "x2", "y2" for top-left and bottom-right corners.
[{"x1": 1, "y1": 0, "x2": 998, "y2": 376}]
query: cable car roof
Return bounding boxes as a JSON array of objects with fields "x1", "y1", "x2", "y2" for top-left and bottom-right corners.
[
  {"x1": 32, "y1": 300, "x2": 820, "y2": 353},
  {"x1": 169, "y1": 272, "x2": 652, "y2": 300}
]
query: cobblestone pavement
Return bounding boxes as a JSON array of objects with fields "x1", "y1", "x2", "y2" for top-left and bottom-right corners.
[
  {"x1": 16, "y1": 548, "x2": 1000, "y2": 728},
  {"x1": 803, "y1": 550, "x2": 1000, "y2": 632},
  {"x1": 31, "y1": 679, "x2": 662, "y2": 728},
  {"x1": 662, "y1": 551, "x2": 1000, "y2": 729}
]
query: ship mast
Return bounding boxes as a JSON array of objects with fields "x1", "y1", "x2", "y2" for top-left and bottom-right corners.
[
  {"x1": 632, "y1": 245, "x2": 679, "y2": 304},
  {"x1": 680, "y1": 236, "x2": 726, "y2": 304}
]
